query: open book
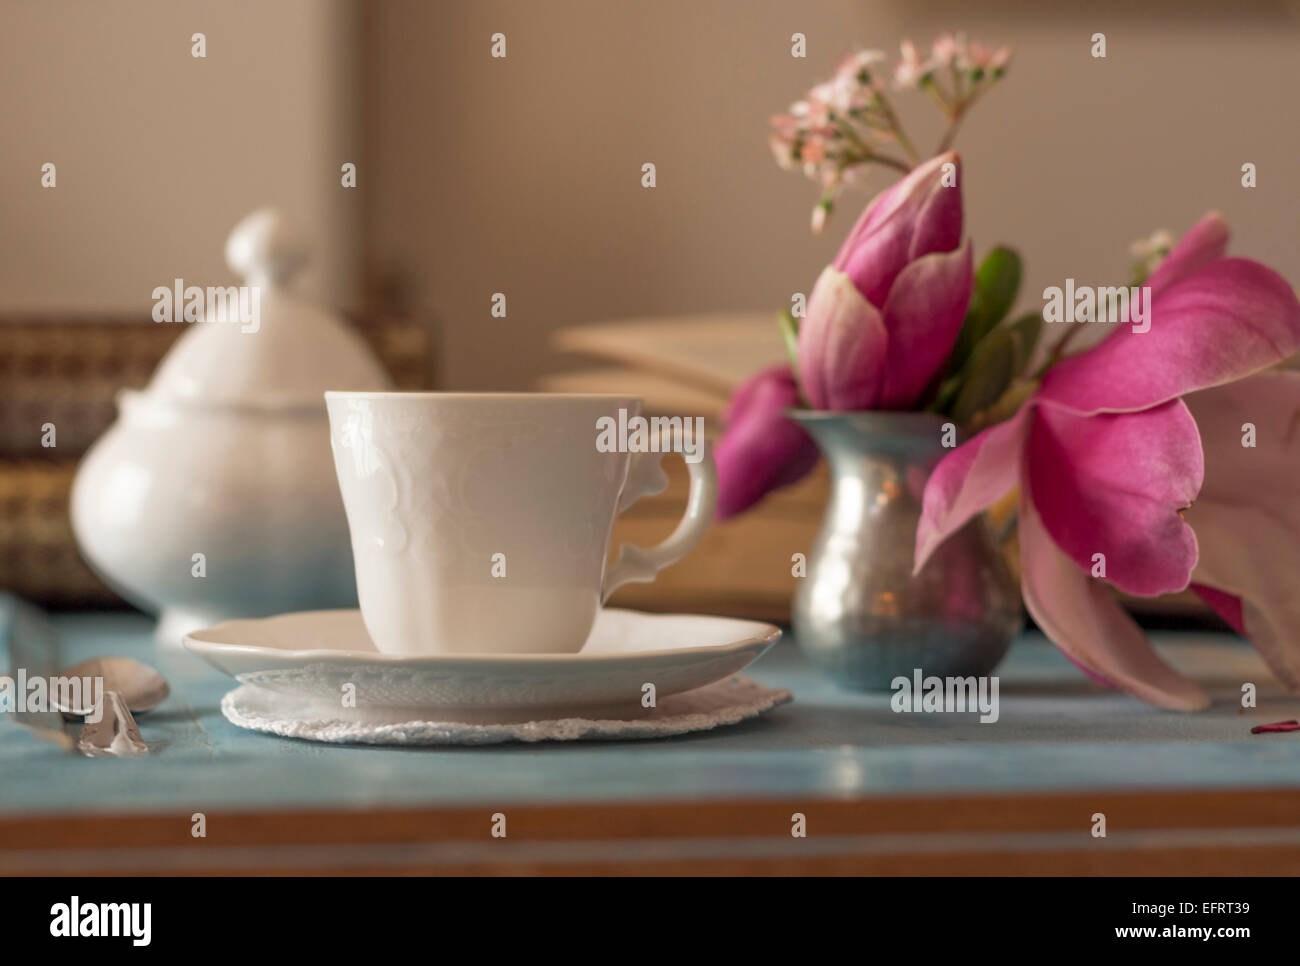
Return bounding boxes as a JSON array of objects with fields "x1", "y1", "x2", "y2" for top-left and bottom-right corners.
[{"x1": 544, "y1": 312, "x2": 786, "y2": 414}]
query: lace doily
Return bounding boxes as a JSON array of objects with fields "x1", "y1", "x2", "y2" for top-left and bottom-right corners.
[{"x1": 221, "y1": 675, "x2": 791, "y2": 745}]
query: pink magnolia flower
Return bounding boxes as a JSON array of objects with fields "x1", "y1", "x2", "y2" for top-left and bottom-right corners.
[
  {"x1": 1184, "y1": 370, "x2": 1300, "y2": 693},
  {"x1": 798, "y1": 152, "x2": 972, "y2": 411},
  {"x1": 714, "y1": 365, "x2": 819, "y2": 519},
  {"x1": 716, "y1": 153, "x2": 971, "y2": 517},
  {"x1": 914, "y1": 212, "x2": 1300, "y2": 709}
]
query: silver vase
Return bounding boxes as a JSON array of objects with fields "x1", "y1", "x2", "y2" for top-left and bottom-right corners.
[{"x1": 790, "y1": 411, "x2": 1022, "y2": 690}]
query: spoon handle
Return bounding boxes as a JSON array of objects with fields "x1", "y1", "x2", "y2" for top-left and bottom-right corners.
[{"x1": 77, "y1": 690, "x2": 150, "y2": 758}]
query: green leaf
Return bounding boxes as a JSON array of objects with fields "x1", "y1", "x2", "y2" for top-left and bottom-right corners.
[
  {"x1": 950, "y1": 332, "x2": 1016, "y2": 424},
  {"x1": 777, "y1": 309, "x2": 800, "y2": 372},
  {"x1": 949, "y1": 311, "x2": 1043, "y2": 424},
  {"x1": 950, "y1": 246, "x2": 1022, "y2": 370},
  {"x1": 926, "y1": 372, "x2": 963, "y2": 414},
  {"x1": 974, "y1": 246, "x2": 1022, "y2": 329},
  {"x1": 1004, "y1": 311, "x2": 1043, "y2": 375},
  {"x1": 976, "y1": 377, "x2": 1039, "y2": 431}
]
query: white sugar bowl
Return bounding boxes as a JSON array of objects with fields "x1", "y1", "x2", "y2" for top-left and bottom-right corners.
[{"x1": 72, "y1": 209, "x2": 394, "y2": 645}]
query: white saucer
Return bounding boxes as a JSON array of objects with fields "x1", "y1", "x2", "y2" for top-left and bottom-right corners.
[{"x1": 185, "y1": 608, "x2": 782, "y2": 723}]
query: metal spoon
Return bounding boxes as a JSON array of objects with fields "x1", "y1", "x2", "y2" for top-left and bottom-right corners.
[
  {"x1": 76, "y1": 690, "x2": 149, "y2": 758},
  {"x1": 52, "y1": 656, "x2": 169, "y2": 718},
  {"x1": 51, "y1": 656, "x2": 168, "y2": 758}
]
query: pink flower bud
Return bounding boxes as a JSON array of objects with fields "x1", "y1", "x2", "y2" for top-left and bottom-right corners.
[
  {"x1": 798, "y1": 153, "x2": 972, "y2": 411},
  {"x1": 714, "y1": 366, "x2": 819, "y2": 519}
]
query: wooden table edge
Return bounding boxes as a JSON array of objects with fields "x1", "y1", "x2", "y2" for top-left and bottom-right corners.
[{"x1": 4, "y1": 786, "x2": 1299, "y2": 875}]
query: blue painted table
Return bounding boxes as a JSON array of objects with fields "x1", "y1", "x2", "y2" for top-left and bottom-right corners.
[{"x1": 4, "y1": 600, "x2": 1299, "y2": 874}]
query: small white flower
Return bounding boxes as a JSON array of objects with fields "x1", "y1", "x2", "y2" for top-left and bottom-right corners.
[
  {"x1": 1130, "y1": 228, "x2": 1176, "y2": 260},
  {"x1": 933, "y1": 32, "x2": 966, "y2": 67},
  {"x1": 811, "y1": 202, "x2": 829, "y2": 234},
  {"x1": 1130, "y1": 228, "x2": 1177, "y2": 277},
  {"x1": 836, "y1": 48, "x2": 888, "y2": 81},
  {"x1": 894, "y1": 39, "x2": 935, "y2": 89}
]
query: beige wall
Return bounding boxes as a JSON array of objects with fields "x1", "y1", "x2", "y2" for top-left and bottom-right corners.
[
  {"x1": 364, "y1": 0, "x2": 1300, "y2": 389},
  {"x1": 0, "y1": 0, "x2": 363, "y2": 311},
  {"x1": 4, "y1": 0, "x2": 1297, "y2": 384}
]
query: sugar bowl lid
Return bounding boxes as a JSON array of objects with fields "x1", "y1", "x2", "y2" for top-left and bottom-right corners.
[{"x1": 145, "y1": 208, "x2": 393, "y2": 405}]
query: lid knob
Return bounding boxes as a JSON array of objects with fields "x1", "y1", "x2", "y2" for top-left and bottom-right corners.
[{"x1": 225, "y1": 207, "x2": 307, "y2": 287}]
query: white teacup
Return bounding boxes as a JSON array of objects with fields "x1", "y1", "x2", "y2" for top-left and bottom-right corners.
[{"x1": 324, "y1": 392, "x2": 717, "y2": 655}]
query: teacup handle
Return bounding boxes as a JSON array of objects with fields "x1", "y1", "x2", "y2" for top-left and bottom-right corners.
[{"x1": 601, "y1": 442, "x2": 717, "y2": 603}]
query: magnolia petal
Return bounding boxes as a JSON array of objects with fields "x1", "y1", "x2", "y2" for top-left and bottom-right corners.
[
  {"x1": 1019, "y1": 493, "x2": 1211, "y2": 711},
  {"x1": 877, "y1": 241, "x2": 974, "y2": 409},
  {"x1": 797, "y1": 266, "x2": 889, "y2": 411},
  {"x1": 1191, "y1": 516, "x2": 1300, "y2": 691},
  {"x1": 1190, "y1": 584, "x2": 1245, "y2": 636},
  {"x1": 836, "y1": 152, "x2": 961, "y2": 308},
  {"x1": 914, "y1": 406, "x2": 1029, "y2": 573},
  {"x1": 714, "y1": 366, "x2": 820, "y2": 519},
  {"x1": 1145, "y1": 212, "x2": 1229, "y2": 299},
  {"x1": 1025, "y1": 400, "x2": 1202, "y2": 596},
  {"x1": 833, "y1": 170, "x2": 906, "y2": 270},
  {"x1": 907, "y1": 163, "x2": 963, "y2": 261},
  {"x1": 1183, "y1": 371, "x2": 1300, "y2": 691},
  {"x1": 722, "y1": 363, "x2": 775, "y2": 425},
  {"x1": 1039, "y1": 257, "x2": 1300, "y2": 415},
  {"x1": 834, "y1": 155, "x2": 950, "y2": 260}
]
